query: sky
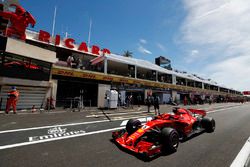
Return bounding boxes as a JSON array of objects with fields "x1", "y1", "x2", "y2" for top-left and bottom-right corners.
[{"x1": 3, "y1": 0, "x2": 250, "y2": 91}]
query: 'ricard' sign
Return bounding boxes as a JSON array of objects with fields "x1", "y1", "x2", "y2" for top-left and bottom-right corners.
[{"x1": 38, "y1": 30, "x2": 111, "y2": 56}]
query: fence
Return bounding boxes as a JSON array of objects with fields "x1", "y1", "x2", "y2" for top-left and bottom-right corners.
[{"x1": 54, "y1": 97, "x2": 92, "y2": 112}]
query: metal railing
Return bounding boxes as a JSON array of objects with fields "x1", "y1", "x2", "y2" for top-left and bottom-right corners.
[{"x1": 54, "y1": 98, "x2": 92, "y2": 112}]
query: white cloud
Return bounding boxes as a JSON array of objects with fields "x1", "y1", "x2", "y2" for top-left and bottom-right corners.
[
  {"x1": 138, "y1": 45, "x2": 152, "y2": 55},
  {"x1": 137, "y1": 39, "x2": 152, "y2": 54},
  {"x1": 139, "y1": 39, "x2": 147, "y2": 44},
  {"x1": 205, "y1": 55, "x2": 250, "y2": 91},
  {"x1": 156, "y1": 43, "x2": 167, "y2": 52},
  {"x1": 185, "y1": 49, "x2": 200, "y2": 63},
  {"x1": 181, "y1": 0, "x2": 250, "y2": 91}
]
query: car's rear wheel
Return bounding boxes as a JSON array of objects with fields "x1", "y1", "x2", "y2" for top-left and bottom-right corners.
[
  {"x1": 201, "y1": 117, "x2": 215, "y2": 133},
  {"x1": 126, "y1": 119, "x2": 141, "y2": 134},
  {"x1": 161, "y1": 127, "x2": 179, "y2": 153}
]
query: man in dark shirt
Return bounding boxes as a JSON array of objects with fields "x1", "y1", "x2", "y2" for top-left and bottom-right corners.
[
  {"x1": 145, "y1": 96, "x2": 151, "y2": 113},
  {"x1": 153, "y1": 95, "x2": 160, "y2": 115}
]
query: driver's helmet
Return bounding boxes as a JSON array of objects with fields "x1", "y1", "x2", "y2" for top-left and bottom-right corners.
[{"x1": 173, "y1": 107, "x2": 180, "y2": 114}]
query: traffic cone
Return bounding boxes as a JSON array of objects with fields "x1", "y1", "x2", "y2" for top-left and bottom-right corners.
[{"x1": 31, "y1": 105, "x2": 36, "y2": 113}]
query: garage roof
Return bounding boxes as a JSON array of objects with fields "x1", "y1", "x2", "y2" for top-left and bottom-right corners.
[{"x1": 95, "y1": 54, "x2": 225, "y2": 87}]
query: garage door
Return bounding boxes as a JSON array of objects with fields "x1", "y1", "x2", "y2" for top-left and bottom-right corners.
[{"x1": 0, "y1": 85, "x2": 48, "y2": 110}]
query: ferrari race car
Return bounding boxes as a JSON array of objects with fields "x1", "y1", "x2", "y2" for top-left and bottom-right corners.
[{"x1": 112, "y1": 107, "x2": 215, "y2": 158}]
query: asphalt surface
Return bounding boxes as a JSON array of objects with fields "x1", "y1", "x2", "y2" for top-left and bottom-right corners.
[{"x1": 0, "y1": 103, "x2": 249, "y2": 167}]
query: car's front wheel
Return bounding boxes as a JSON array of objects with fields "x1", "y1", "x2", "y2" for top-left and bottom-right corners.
[
  {"x1": 161, "y1": 127, "x2": 179, "y2": 153},
  {"x1": 126, "y1": 119, "x2": 141, "y2": 134}
]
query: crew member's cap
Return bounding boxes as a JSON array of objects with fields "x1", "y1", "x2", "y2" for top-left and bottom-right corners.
[{"x1": 11, "y1": 86, "x2": 16, "y2": 90}]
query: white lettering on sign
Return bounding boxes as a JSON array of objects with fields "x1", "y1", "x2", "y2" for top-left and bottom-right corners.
[{"x1": 28, "y1": 126, "x2": 86, "y2": 142}]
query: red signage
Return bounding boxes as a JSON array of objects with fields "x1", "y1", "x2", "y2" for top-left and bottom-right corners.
[
  {"x1": 243, "y1": 91, "x2": 250, "y2": 95},
  {"x1": 38, "y1": 30, "x2": 111, "y2": 56}
]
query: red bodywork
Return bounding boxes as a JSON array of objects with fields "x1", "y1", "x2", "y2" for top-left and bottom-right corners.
[
  {"x1": 112, "y1": 108, "x2": 207, "y2": 157},
  {"x1": 0, "y1": 4, "x2": 36, "y2": 40}
]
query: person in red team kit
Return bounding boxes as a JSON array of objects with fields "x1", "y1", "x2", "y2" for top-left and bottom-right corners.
[{"x1": 5, "y1": 86, "x2": 20, "y2": 114}]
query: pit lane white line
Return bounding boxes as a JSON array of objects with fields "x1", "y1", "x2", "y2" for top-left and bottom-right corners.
[
  {"x1": 86, "y1": 110, "x2": 151, "y2": 118},
  {"x1": 0, "y1": 120, "x2": 110, "y2": 134},
  {"x1": 0, "y1": 126, "x2": 125, "y2": 150},
  {"x1": 230, "y1": 137, "x2": 250, "y2": 167},
  {"x1": 90, "y1": 109, "x2": 137, "y2": 114},
  {"x1": 0, "y1": 114, "x2": 152, "y2": 134},
  {"x1": 206, "y1": 105, "x2": 244, "y2": 114}
]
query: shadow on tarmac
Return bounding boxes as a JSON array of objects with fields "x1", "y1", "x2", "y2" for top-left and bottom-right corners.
[
  {"x1": 101, "y1": 109, "x2": 111, "y2": 121},
  {"x1": 110, "y1": 130, "x2": 207, "y2": 162}
]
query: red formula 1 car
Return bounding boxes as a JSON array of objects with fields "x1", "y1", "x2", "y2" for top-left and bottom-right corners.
[{"x1": 112, "y1": 107, "x2": 215, "y2": 158}]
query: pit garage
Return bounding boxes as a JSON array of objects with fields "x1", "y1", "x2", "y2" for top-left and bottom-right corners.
[{"x1": 55, "y1": 78, "x2": 98, "y2": 108}]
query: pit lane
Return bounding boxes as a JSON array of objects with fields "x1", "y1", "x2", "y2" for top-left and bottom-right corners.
[{"x1": 0, "y1": 103, "x2": 249, "y2": 167}]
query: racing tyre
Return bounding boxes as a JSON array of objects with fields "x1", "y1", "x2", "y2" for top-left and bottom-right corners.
[
  {"x1": 201, "y1": 117, "x2": 215, "y2": 133},
  {"x1": 126, "y1": 119, "x2": 141, "y2": 134},
  {"x1": 161, "y1": 127, "x2": 179, "y2": 153}
]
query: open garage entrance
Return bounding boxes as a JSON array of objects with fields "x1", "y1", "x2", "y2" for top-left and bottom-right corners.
[{"x1": 56, "y1": 79, "x2": 98, "y2": 107}]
